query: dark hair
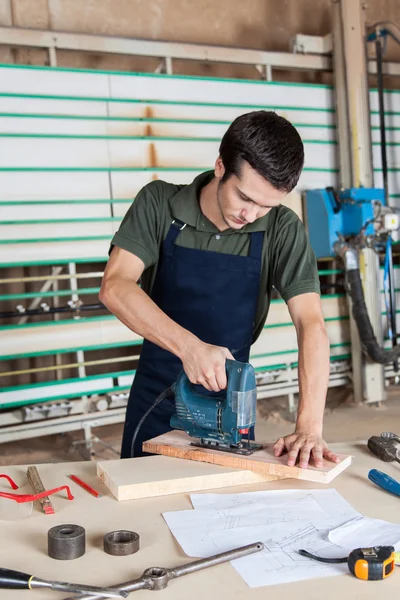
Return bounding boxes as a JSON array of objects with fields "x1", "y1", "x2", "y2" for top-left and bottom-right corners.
[{"x1": 219, "y1": 111, "x2": 304, "y2": 193}]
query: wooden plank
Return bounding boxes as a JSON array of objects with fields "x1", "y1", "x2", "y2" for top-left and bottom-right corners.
[
  {"x1": 143, "y1": 430, "x2": 353, "y2": 484},
  {"x1": 97, "y1": 455, "x2": 277, "y2": 501}
]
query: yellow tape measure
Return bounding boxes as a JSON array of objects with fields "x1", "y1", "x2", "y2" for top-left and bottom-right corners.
[{"x1": 299, "y1": 546, "x2": 397, "y2": 581}]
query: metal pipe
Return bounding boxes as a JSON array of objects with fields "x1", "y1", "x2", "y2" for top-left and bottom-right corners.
[
  {"x1": 0, "y1": 272, "x2": 104, "y2": 284},
  {"x1": 51, "y1": 275, "x2": 63, "y2": 381},
  {"x1": 0, "y1": 354, "x2": 140, "y2": 378},
  {"x1": 0, "y1": 303, "x2": 104, "y2": 318},
  {"x1": 68, "y1": 262, "x2": 87, "y2": 381},
  {"x1": 63, "y1": 542, "x2": 264, "y2": 600},
  {"x1": 17, "y1": 266, "x2": 63, "y2": 325}
]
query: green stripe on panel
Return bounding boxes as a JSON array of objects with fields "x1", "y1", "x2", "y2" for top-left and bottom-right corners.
[
  {"x1": 0, "y1": 199, "x2": 131, "y2": 205},
  {"x1": 0, "y1": 385, "x2": 131, "y2": 409},
  {"x1": 254, "y1": 352, "x2": 351, "y2": 373},
  {"x1": 1, "y1": 236, "x2": 111, "y2": 243},
  {"x1": 0, "y1": 64, "x2": 333, "y2": 88},
  {"x1": 1, "y1": 218, "x2": 120, "y2": 225},
  {"x1": 0, "y1": 166, "x2": 339, "y2": 172},
  {"x1": 0, "y1": 133, "x2": 222, "y2": 142},
  {"x1": 0, "y1": 257, "x2": 107, "y2": 267},
  {"x1": 251, "y1": 341, "x2": 351, "y2": 360},
  {"x1": 0, "y1": 314, "x2": 116, "y2": 331},
  {"x1": 0, "y1": 113, "x2": 338, "y2": 127},
  {"x1": 0, "y1": 91, "x2": 334, "y2": 111},
  {"x1": 0, "y1": 133, "x2": 337, "y2": 143},
  {"x1": 3, "y1": 368, "x2": 136, "y2": 392},
  {"x1": 1, "y1": 340, "x2": 142, "y2": 361}
]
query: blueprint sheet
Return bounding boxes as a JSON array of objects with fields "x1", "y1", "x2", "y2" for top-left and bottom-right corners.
[
  {"x1": 329, "y1": 516, "x2": 400, "y2": 551},
  {"x1": 163, "y1": 489, "x2": 360, "y2": 587}
]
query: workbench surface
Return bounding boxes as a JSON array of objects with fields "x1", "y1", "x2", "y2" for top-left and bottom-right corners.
[{"x1": 1, "y1": 441, "x2": 399, "y2": 599}]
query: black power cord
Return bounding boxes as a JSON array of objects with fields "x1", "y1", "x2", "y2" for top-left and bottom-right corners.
[
  {"x1": 130, "y1": 386, "x2": 174, "y2": 458},
  {"x1": 299, "y1": 550, "x2": 347, "y2": 564}
]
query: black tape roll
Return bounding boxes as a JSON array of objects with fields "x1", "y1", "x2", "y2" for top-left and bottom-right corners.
[{"x1": 48, "y1": 524, "x2": 86, "y2": 560}]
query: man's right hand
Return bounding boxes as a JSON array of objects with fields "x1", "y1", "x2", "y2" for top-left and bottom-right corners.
[{"x1": 181, "y1": 340, "x2": 235, "y2": 392}]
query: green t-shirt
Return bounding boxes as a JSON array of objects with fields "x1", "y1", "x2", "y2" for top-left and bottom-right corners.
[{"x1": 110, "y1": 171, "x2": 320, "y2": 342}]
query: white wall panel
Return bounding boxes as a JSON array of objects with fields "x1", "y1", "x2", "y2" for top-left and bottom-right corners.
[
  {"x1": 0, "y1": 171, "x2": 110, "y2": 200},
  {"x1": 0, "y1": 117, "x2": 108, "y2": 135},
  {"x1": 1, "y1": 240, "x2": 109, "y2": 264},
  {"x1": 371, "y1": 129, "x2": 400, "y2": 144},
  {"x1": 0, "y1": 138, "x2": 109, "y2": 168},
  {"x1": 0, "y1": 377, "x2": 116, "y2": 405},
  {"x1": 373, "y1": 170, "x2": 400, "y2": 193},
  {"x1": 107, "y1": 120, "x2": 223, "y2": 138},
  {"x1": 110, "y1": 170, "x2": 199, "y2": 198},
  {"x1": 0, "y1": 221, "x2": 117, "y2": 241},
  {"x1": 109, "y1": 74, "x2": 334, "y2": 108},
  {"x1": 369, "y1": 90, "x2": 400, "y2": 113},
  {"x1": 0, "y1": 96, "x2": 108, "y2": 116},
  {"x1": 1, "y1": 203, "x2": 112, "y2": 221},
  {"x1": 372, "y1": 145, "x2": 400, "y2": 169},
  {"x1": 108, "y1": 139, "x2": 218, "y2": 168},
  {"x1": 303, "y1": 143, "x2": 337, "y2": 170},
  {"x1": 297, "y1": 169, "x2": 337, "y2": 190},
  {"x1": 0, "y1": 317, "x2": 140, "y2": 358},
  {"x1": 0, "y1": 66, "x2": 109, "y2": 97},
  {"x1": 1, "y1": 64, "x2": 398, "y2": 407},
  {"x1": 107, "y1": 120, "x2": 335, "y2": 141},
  {"x1": 108, "y1": 102, "x2": 336, "y2": 127},
  {"x1": 110, "y1": 201, "x2": 132, "y2": 217}
]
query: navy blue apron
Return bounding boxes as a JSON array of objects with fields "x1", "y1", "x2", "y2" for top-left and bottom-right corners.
[{"x1": 121, "y1": 219, "x2": 264, "y2": 458}]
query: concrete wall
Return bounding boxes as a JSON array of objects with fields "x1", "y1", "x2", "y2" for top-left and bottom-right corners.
[{"x1": 0, "y1": 0, "x2": 399, "y2": 85}]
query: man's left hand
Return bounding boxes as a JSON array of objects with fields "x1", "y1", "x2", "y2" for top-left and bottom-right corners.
[{"x1": 273, "y1": 432, "x2": 341, "y2": 469}]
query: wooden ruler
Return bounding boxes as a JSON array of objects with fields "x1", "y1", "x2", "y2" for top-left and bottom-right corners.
[{"x1": 27, "y1": 465, "x2": 55, "y2": 515}]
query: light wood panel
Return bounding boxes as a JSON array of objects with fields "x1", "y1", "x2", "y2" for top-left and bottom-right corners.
[
  {"x1": 143, "y1": 430, "x2": 352, "y2": 484},
  {"x1": 97, "y1": 455, "x2": 275, "y2": 501}
]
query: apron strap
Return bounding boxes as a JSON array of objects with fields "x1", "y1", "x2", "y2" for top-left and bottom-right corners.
[
  {"x1": 249, "y1": 231, "x2": 264, "y2": 259},
  {"x1": 164, "y1": 219, "x2": 187, "y2": 254}
]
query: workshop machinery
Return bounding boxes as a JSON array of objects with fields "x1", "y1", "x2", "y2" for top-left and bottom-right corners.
[{"x1": 305, "y1": 2, "x2": 400, "y2": 404}]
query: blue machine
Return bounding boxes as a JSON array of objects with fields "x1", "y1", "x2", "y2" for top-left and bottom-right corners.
[
  {"x1": 170, "y1": 360, "x2": 263, "y2": 455},
  {"x1": 305, "y1": 187, "x2": 385, "y2": 258}
]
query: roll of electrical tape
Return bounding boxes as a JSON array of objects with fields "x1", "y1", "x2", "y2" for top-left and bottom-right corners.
[
  {"x1": 103, "y1": 530, "x2": 140, "y2": 556},
  {"x1": 48, "y1": 524, "x2": 86, "y2": 560}
]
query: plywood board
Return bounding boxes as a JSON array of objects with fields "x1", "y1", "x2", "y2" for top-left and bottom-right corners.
[
  {"x1": 143, "y1": 431, "x2": 353, "y2": 484},
  {"x1": 97, "y1": 455, "x2": 277, "y2": 501}
]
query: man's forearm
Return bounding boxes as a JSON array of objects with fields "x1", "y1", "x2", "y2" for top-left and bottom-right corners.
[
  {"x1": 100, "y1": 277, "x2": 198, "y2": 360},
  {"x1": 295, "y1": 321, "x2": 330, "y2": 435}
]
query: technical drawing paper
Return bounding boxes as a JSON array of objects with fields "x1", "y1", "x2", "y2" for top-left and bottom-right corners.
[
  {"x1": 163, "y1": 489, "x2": 360, "y2": 587},
  {"x1": 328, "y1": 516, "x2": 400, "y2": 551}
]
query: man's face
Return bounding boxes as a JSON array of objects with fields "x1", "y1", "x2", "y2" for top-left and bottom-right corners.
[{"x1": 214, "y1": 158, "x2": 287, "y2": 230}]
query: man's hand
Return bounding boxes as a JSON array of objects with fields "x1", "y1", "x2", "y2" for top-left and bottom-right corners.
[
  {"x1": 273, "y1": 432, "x2": 341, "y2": 469},
  {"x1": 181, "y1": 340, "x2": 234, "y2": 392}
]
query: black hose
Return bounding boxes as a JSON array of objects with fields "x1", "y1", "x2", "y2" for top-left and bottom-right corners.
[
  {"x1": 375, "y1": 36, "x2": 389, "y2": 203},
  {"x1": 347, "y1": 269, "x2": 400, "y2": 364},
  {"x1": 376, "y1": 33, "x2": 398, "y2": 371}
]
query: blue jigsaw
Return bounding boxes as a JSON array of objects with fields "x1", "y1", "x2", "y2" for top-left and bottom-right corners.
[{"x1": 170, "y1": 359, "x2": 263, "y2": 455}]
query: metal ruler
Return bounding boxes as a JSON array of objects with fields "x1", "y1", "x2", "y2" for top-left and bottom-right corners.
[{"x1": 27, "y1": 465, "x2": 55, "y2": 515}]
